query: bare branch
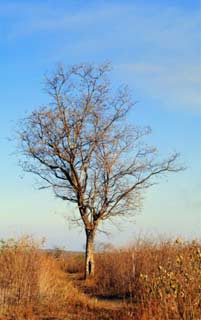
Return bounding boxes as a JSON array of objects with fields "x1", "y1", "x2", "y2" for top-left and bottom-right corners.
[{"x1": 17, "y1": 63, "x2": 183, "y2": 234}]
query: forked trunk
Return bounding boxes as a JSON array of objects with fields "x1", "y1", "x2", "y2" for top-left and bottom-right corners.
[{"x1": 85, "y1": 229, "x2": 95, "y2": 279}]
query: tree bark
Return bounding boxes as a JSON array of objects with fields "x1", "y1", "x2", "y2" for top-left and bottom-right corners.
[{"x1": 84, "y1": 229, "x2": 95, "y2": 279}]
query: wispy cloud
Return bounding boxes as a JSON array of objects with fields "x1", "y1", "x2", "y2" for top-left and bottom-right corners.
[
  {"x1": 117, "y1": 63, "x2": 201, "y2": 113},
  {"x1": 1, "y1": 2, "x2": 125, "y2": 39},
  {"x1": 1, "y1": 1, "x2": 200, "y2": 112}
]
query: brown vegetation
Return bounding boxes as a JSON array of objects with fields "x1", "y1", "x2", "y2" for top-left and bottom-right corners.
[
  {"x1": 93, "y1": 239, "x2": 201, "y2": 319},
  {"x1": 0, "y1": 237, "x2": 92, "y2": 320},
  {"x1": 0, "y1": 237, "x2": 200, "y2": 320}
]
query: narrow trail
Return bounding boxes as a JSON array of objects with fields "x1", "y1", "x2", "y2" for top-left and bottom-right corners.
[{"x1": 65, "y1": 272, "x2": 127, "y2": 312}]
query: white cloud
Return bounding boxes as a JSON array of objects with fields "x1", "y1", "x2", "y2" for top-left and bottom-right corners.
[
  {"x1": 117, "y1": 63, "x2": 201, "y2": 112},
  {"x1": 2, "y1": 1, "x2": 200, "y2": 112}
]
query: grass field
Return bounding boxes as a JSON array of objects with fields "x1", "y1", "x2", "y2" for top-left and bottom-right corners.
[{"x1": 0, "y1": 237, "x2": 200, "y2": 320}]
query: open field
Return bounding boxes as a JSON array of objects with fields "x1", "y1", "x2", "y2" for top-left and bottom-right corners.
[
  {"x1": 1, "y1": 1, "x2": 200, "y2": 319},
  {"x1": 0, "y1": 237, "x2": 200, "y2": 320}
]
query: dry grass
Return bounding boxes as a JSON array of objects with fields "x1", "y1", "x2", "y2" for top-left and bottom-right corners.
[
  {"x1": 93, "y1": 239, "x2": 201, "y2": 319},
  {"x1": 52, "y1": 248, "x2": 84, "y2": 275},
  {"x1": 0, "y1": 237, "x2": 200, "y2": 320},
  {"x1": 0, "y1": 237, "x2": 93, "y2": 320}
]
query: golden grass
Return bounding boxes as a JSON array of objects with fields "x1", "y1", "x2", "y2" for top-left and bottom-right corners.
[
  {"x1": 0, "y1": 237, "x2": 200, "y2": 320},
  {"x1": 93, "y1": 239, "x2": 201, "y2": 319},
  {"x1": 0, "y1": 237, "x2": 92, "y2": 319}
]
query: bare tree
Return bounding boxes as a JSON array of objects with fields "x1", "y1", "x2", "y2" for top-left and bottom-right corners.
[{"x1": 18, "y1": 63, "x2": 182, "y2": 278}]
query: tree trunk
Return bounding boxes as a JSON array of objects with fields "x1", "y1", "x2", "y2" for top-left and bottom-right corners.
[{"x1": 84, "y1": 229, "x2": 95, "y2": 279}]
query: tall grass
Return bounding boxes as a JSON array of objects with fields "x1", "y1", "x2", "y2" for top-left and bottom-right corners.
[
  {"x1": 0, "y1": 237, "x2": 200, "y2": 319},
  {"x1": 0, "y1": 237, "x2": 90, "y2": 319},
  {"x1": 0, "y1": 237, "x2": 40, "y2": 315},
  {"x1": 93, "y1": 239, "x2": 201, "y2": 319}
]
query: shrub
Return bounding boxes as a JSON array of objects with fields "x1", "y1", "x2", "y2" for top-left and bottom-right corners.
[
  {"x1": 0, "y1": 237, "x2": 89, "y2": 319},
  {"x1": 93, "y1": 239, "x2": 201, "y2": 319}
]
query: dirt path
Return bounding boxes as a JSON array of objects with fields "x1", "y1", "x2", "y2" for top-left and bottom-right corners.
[{"x1": 66, "y1": 272, "x2": 129, "y2": 312}]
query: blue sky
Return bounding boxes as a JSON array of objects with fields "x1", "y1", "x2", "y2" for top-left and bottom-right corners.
[{"x1": 0, "y1": 0, "x2": 200, "y2": 249}]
